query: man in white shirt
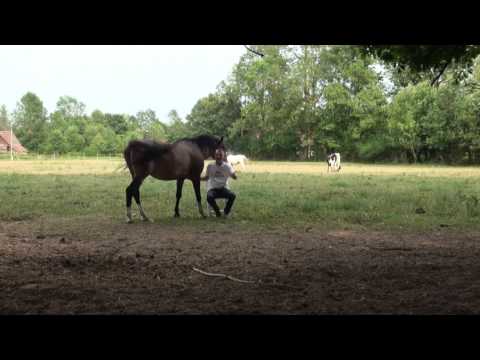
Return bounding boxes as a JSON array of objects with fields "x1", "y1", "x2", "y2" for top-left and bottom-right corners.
[{"x1": 201, "y1": 148, "x2": 237, "y2": 217}]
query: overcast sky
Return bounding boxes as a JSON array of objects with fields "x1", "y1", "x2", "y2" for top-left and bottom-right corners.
[{"x1": 0, "y1": 45, "x2": 246, "y2": 122}]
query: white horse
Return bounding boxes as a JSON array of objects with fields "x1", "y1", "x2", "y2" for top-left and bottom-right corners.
[{"x1": 227, "y1": 154, "x2": 249, "y2": 171}]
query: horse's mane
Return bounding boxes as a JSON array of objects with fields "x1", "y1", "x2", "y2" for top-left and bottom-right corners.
[
  {"x1": 129, "y1": 135, "x2": 221, "y2": 160},
  {"x1": 175, "y1": 134, "x2": 223, "y2": 149}
]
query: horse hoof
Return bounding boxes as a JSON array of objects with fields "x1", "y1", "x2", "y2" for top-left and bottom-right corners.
[
  {"x1": 142, "y1": 217, "x2": 152, "y2": 223},
  {"x1": 126, "y1": 218, "x2": 133, "y2": 224},
  {"x1": 174, "y1": 214, "x2": 180, "y2": 218}
]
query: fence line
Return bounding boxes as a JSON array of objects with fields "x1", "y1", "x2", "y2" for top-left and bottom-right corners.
[{"x1": 0, "y1": 153, "x2": 124, "y2": 161}]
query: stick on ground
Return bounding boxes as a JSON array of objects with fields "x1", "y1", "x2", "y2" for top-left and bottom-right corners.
[{"x1": 192, "y1": 267, "x2": 255, "y2": 284}]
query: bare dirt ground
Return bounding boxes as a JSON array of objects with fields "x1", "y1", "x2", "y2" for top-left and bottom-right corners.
[{"x1": 1, "y1": 218, "x2": 480, "y2": 314}]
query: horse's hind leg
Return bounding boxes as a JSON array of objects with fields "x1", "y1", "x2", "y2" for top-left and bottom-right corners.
[
  {"x1": 174, "y1": 178, "x2": 185, "y2": 217},
  {"x1": 192, "y1": 177, "x2": 206, "y2": 218},
  {"x1": 134, "y1": 176, "x2": 151, "y2": 222},
  {"x1": 126, "y1": 175, "x2": 150, "y2": 223},
  {"x1": 126, "y1": 181, "x2": 135, "y2": 223}
]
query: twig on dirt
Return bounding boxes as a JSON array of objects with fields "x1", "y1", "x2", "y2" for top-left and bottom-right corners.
[{"x1": 192, "y1": 267, "x2": 255, "y2": 284}]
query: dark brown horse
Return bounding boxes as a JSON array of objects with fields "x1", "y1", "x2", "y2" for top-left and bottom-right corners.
[{"x1": 123, "y1": 134, "x2": 224, "y2": 223}]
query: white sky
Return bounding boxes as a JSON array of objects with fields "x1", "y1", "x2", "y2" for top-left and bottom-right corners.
[{"x1": 0, "y1": 45, "x2": 246, "y2": 122}]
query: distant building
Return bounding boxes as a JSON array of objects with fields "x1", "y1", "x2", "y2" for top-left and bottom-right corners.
[{"x1": 0, "y1": 131, "x2": 28, "y2": 154}]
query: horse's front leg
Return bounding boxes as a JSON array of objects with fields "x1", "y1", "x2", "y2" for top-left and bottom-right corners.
[
  {"x1": 174, "y1": 178, "x2": 185, "y2": 217},
  {"x1": 192, "y1": 178, "x2": 206, "y2": 218}
]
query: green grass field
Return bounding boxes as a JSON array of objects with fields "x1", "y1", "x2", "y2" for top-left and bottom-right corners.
[
  {"x1": 1, "y1": 158, "x2": 479, "y2": 231},
  {"x1": 2, "y1": 158, "x2": 480, "y2": 314}
]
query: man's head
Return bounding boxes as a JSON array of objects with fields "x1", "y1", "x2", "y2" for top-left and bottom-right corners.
[{"x1": 215, "y1": 148, "x2": 225, "y2": 165}]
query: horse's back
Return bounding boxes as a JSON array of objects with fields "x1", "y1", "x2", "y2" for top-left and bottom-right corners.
[
  {"x1": 125, "y1": 139, "x2": 172, "y2": 161},
  {"x1": 149, "y1": 140, "x2": 204, "y2": 180},
  {"x1": 124, "y1": 140, "x2": 171, "y2": 177}
]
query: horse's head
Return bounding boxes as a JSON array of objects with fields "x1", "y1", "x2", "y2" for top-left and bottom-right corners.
[
  {"x1": 326, "y1": 154, "x2": 334, "y2": 165},
  {"x1": 216, "y1": 136, "x2": 224, "y2": 149},
  {"x1": 213, "y1": 136, "x2": 227, "y2": 159},
  {"x1": 193, "y1": 134, "x2": 226, "y2": 159}
]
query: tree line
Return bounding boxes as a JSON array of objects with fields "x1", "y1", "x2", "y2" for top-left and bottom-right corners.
[
  {"x1": 0, "y1": 96, "x2": 185, "y2": 157},
  {"x1": 2, "y1": 45, "x2": 480, "y2": 164}
]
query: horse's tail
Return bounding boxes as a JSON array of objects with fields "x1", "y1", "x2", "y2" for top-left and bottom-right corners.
[{"x1": 123, "y1": 143, "x2": 135, "y2": 178}]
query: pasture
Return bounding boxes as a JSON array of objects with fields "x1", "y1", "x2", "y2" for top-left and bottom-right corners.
[{"x1": 1, "y1": 158, "x2": 480, "y2": 314}]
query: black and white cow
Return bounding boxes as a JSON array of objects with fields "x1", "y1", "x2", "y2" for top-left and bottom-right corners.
[{"x1": 327, "y1": 152, "x2": 341, "y2": 172}]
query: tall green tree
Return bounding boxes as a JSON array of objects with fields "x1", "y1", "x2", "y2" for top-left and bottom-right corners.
[
  {"x1": 231, "y1": 45, "x2": 293, "y2": 158},
  {"x1": 424, "y1": 82, "x2": 480, "y2": 163},
  {"x1": 12, "y1": 92, "x2": 48, "y2": 152},
  {"x1": 56, "y1": 96, "x2": 86, "y2": 118},
  {"x1": 136, "y1": 109, "x2": 157, "y2": 132},
  {"x1": 166, "y1": 110, "x2": 191, "y2": 141},
  {"x1": 103, "y1": 113, "x2": 129, "y2": 134},
  {"x1": 147, "y1": 122, "x2": 168, "y2": 142},
  {"x1": 135, "y1": 109, "x2": 168, "y2": 140},
  {"x1": 0, "y1": 105, "x2": 9, "y2": 130},
  {"x1": 291, "y1": 46, "x2": 384, "y2": 159},
  {"x1": 91, "y1": 109, "x2": 105, "y2": 124},
  {"x1": 186, "y1": 81, "x2": 241, "y2": 138},
  {"x1": 350, "y1": 83, "x2": 390, "y2": 160},
  {"x1": 362, "y1": 45, "x2": 480, "y2": 86},
  {"x1": 387, "y1": 82, "x2": 436, "y2": 163},
  {"x1": 64, "y1": 125, "x2": 85, "y2": 153},
  {"x1": 43, "y1": 128, "x2": 67, "y2": 154}
]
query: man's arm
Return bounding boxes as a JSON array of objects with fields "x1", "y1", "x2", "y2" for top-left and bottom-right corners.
[{"x1": 226, "y1": 163, "x2": 237, "y2": 180}]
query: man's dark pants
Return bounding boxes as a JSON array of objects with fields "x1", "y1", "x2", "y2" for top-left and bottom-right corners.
[{"x1": 207, "y1": 187, "x2": 236, "y2": 217}]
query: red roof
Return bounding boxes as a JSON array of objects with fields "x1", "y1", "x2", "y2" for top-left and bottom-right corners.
[{"x1": 0, "y1": 131, "x2": 28, "y2": 153}]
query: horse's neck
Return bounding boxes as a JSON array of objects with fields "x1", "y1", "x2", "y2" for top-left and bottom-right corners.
[
  {"x1": 181, "y1": 140, "x2": 209, "y2": 159},
  {"x1": 199, "y1": 146, "x2": 212, "y2": 160}
]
